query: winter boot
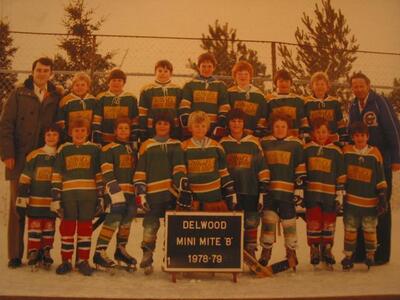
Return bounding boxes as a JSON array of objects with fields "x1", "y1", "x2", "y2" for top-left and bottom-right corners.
[
  {"x1": 8, "y1": 258, "x2": 22, "y2": 269},
  {"x1": 93, "y1": 250, "x2": 116, "y2": 269},
  {"x1": 258, "y1": 247, "x2": 272, "y2": 267},
  {"x1": 341, "y1": 255, "x2": 354, "y2": 271},
  {"x1": 286, "y1": 247, "x2": 298, "y2": 271},
  {"x1": 77, "y1": 260, "x2": 94, "y2": 276},
  {"x1": 365, "y1": 252, "x2": 375, "y2": 269},
  {"x1": 114, "y1": 245, "x2": 137, "y2": 268},
  {"x1": 321, "y1": 244, "x2": 336, "y2": 265},
  {"x1": 56, "y1": 260, "x2": 73, "y2": 275},
  {"x1": 140, "y1": 249, "x2": 154, "y2": 275},
  {"x1": 42, "y1": 247, "x2": 54, "y2": 269},
  {"x1": 310, "y1": 244, "x2": 320, "y2": 265}
]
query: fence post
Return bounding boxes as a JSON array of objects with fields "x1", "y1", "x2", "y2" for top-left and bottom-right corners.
[
  {"x1": 90, "y1": 35, "x2": 96, "y2": 79},
  {"x1": 271, "y1": 42, "x2": 277, "y2": 81}
]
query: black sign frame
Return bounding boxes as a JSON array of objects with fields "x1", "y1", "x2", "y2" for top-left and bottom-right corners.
[{"x1": 164, "y1": 211, "x2": 244, "y2": 272}]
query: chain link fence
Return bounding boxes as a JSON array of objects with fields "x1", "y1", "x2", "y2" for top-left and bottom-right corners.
[{"x1": 1, "y1": 31, "x2": 399, "y2": 104}]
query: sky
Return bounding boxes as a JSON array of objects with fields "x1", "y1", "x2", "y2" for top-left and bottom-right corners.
[{"x1": 1, "y1": 0, "x2": 399, "y2": 93}]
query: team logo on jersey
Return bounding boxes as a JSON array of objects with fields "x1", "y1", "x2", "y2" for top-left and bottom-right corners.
[{"x1": 363, "y1": 111, "x2": 378, "y2": 127}]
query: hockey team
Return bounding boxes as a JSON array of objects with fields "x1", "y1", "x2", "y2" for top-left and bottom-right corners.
[{"x1": 1, "y1": 53, "x2": 399, "y2": 278}]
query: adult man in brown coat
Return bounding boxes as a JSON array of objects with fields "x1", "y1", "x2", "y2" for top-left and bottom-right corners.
[{"x1": 0, "y1": 57, "x2": 61, "y2": 268}]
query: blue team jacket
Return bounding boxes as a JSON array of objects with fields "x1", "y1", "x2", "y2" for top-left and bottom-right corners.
[{"x1": 349, "y1": 90, "x2": 400, "y2": 169}]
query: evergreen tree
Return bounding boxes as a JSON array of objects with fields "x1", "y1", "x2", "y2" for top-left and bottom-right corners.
[
  {"x1": 0, "y1": 20, "x2": 18, "y2": 105},
  {"x1": 54, "y1": 0, "x2": 115, "y2": 95},
  {"x1": 278, "y1": 0, "x2": 359, "y2": 99},
  {"x1": 189, "y1": 20, "x2": 268, "y2": 89}
]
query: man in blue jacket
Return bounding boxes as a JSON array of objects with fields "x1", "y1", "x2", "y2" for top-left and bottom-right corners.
[{"x1": 348, "y1": 72, "x2": 400, "y2": 265}]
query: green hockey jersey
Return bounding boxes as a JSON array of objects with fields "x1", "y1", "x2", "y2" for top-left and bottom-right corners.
[
  {"x1": 179, "y1": 76, "x2": 230, "y2": 130},
  {"x1": 133, "y1": 138, "x2": 186, "y2": 204},
  {"x1": 56, "y1": 93, "x2": 97, "y2": 139},
  {"x1": 304, "y1": 95, "x2": 347, "y2": 142},
  {"x1": 266, "y1": 92, "x2": 308, "y2": 137},
  {"x1": 304, "y1": 141, "x2": 345, "y2": 205},
  {"x1": 343, "y1": 145, "x2": 387, "y2": 211},
  {"x1": 260, "y1": 135, "x2": 305, "y2": 202},
  {"x1": 52, "y1": 141, "x2": 102, "y2": 204},
  {"x1": 220, "y1": 134, "x2": 270, "y2": 196},
  {"x1": 92, "y1": 91, "x2": 139, "y2": 144},
  {"x1": 18, "y1": 146, "x2": 56, "y2": 218},
  {"x1": 228, "y1": 85, "x2": 268, "y2": 136},
  {"x1": 138, "y1": 81, "x2": 181, "y2": 140},
  {"x1": 182, "y1": 137, "x2": 233, "y2": 203},
  {"x1": 101, "y1": 141, "x2": 136, "y2": 204}
]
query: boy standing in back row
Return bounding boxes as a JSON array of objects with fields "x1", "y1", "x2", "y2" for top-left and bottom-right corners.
[{"x1": 179, "y1": 53, "x2": 230, "y2": 140}]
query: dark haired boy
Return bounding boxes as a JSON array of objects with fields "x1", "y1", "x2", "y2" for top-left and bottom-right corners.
[
  {"x1": 92, "y1": 68, "x2": 139, "y2": 148},
  {"x1": 266, "y1": 69, "x2": 308, "y2": 140},
  {"x1": 138, "y1": 60, "x2": 182, "y2": 141},
  {"x1": 179, "y1": 52, "x2": 230, "y2": 140},
  {"x1": 17, "y1": 124, "x2": 61, "y2": 269},
  {"x1": 341, "y1": 122, "x2": 387, "y2": 270}
]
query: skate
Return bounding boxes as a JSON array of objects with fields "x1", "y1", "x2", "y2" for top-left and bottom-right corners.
[
  {"x1": 286, "y1": 247, "x2": 298, "y2": 271},
  {"x1": 28, "y1": 250, "x2": 41, "y2": 272},
  {"x1": 243, "y1": 249, "x2": 273, "y2": 277},
  {"x1": 321, "y1": 244, "x2": 335, "y2": 271},
  {"x1": 93, "y1": 250, "x2": 116, "y2": 274},
  {"x1": 56, "y1": 260, "x2": 73, "y2": 275},
  {"x1": 77, "y1": 260, "x2": 94, "y2": 276},
  {"x1": 140, "y1": 249, "x2": 154, "y2": 275},
  {"x1": 114, "y1": 245, "x2": 137, "y2": 272},
  {"x1": 341, "y1": 256, "x2": 354, "y2": 271},
  {"x1": 310, "y1": 244, "x2": 320, "y2": 267},
  {"x1": 42, "y1": 248, "x2": 54, "y2": 270},
  {"x1": 258, "y1": 247, "x2": 272, "y2": 267},
  {"x1": 365, "y1": 252, "x2": 375, "y2": 270}
]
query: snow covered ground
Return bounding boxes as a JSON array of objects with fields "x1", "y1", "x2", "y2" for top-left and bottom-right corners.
[{"x1": 0, "y1": 163, "x2": 399, "y2": 299}]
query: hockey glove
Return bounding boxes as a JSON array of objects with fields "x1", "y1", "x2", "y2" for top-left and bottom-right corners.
[
  {"x1": 258, "y1": 181, "x2": 270, "y2": 211},
  {"x1": 92, "y1": 130, "x2": 103, "y2": 145},
  {"x1": 335, "y1": 190, "x2": 344, "y2": 215},
  {"x1": 301, "y1": 132, "x2": 312, "y2": 144},
  {"x1": 106, "y1": 180, "x2": 125, "y2": 205},
  {"x1": 212, "y1": 126, "x2": 227, "y2": 140},
  {"x1": 377, "y1": 190, "x2": 388, "y2": 216},
  {"x1": 222, "y1": 181, "x2": 238, "y2": 211},
  {"x1": 176, "y1": 178, "x2": 193, "y2": 210},
  {"x1": 136, "y1": 194, "x2": 150, "y2": 212},
  {"x1": 50, "y1": 200, "x2": 64, "y2": 218},
  {"x1": 16, "y1": 197, "x2": 27, "y2": 220},
  {"x1": 110, "y1": 202, "x2": 127, "y2": 215},
  {"x1": 294, "y1": 189, "x2": 305, "y2": 208}
]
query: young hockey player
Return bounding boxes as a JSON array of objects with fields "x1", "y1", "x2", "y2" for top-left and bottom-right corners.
[
  {"x1": 56, "y1": 72, "x2": 97, "y2": 142},
  {"x1": 179, "y1": 52, "x2": 230, "y2": 140},
  {"x1": 93, "y1": 117, "x2": 138, "y2": 271},
  {"x1": 259, "y1": 113, "x2": 306, "y2": 268},
  {"x1": 16, "y1": 124, "x2": 61, "y2": 270},
  {"x1": 138, "y1": 60, "x2": 182, "y2": 141},
  {"x1": 182, "y1": 110, "x2": 237, "y2": 212},
  {"x1": 304, "y1": 118, "x2": 345, "y2": 268},
  {"x1": 341, "y1": 122, "x2": 387, "y2": 270},
  {"x1": 220, "y1": 109, "x2": 270, "y2": 259},
  {"x1": 134, "y1": 112, "x2": 191, "y2": 275},
  {"x1": 304, "y1": 72, "x2": 347, "y2": 145},
  {"x1": 92, "y1": 68, "x2": 139, "y2": 148},
  {"x1": 266, "y1": 69, "x2": 308, "y2": 140},
  {"x1": 228, "y1": 61, "x2": 268, "y2": 137},
  {"x1": 51, "y1": 118, "x2": 103, "y2": 276}
]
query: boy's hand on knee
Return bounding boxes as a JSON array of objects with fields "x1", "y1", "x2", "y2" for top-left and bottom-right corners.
[
  {"x1": 136, "y1": 194, "x2": 150, "y2": 212},
  {"x1": 50, "y1": 200, "x2": 64, "y2": 218}
]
